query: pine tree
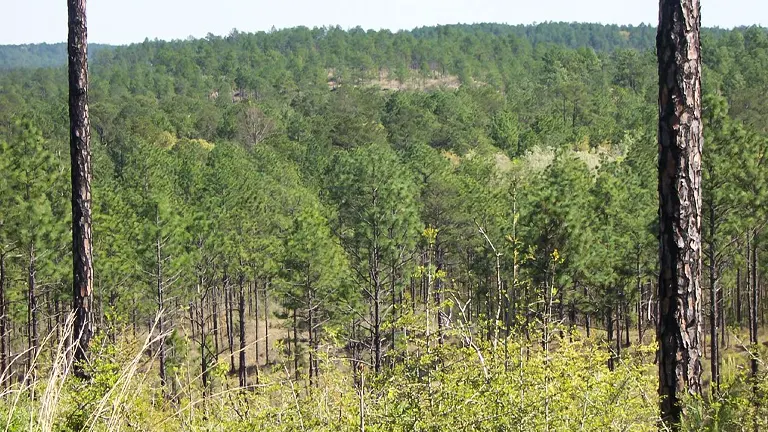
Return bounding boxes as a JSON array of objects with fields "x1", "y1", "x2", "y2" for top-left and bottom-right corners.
[
  {"x1": 657, "y1": 0, "x2": 704, "y2": 426},
  {"x1": 279, "y1": 204, "x2": 350, "y2": 385},
  {"x1": 68, "y1": 0, "x2": 94, "y2": 376},
  {"x1": 327, "y1": 143, "x2": 420, "y2": 373}
]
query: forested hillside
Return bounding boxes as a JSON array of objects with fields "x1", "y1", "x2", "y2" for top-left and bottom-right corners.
[
  {"x1": 0, "y1": 22, "x2": 735, "y2": 71},
  {"x1": 1, "y1": 22, "x2": 768, "y2": 430}
]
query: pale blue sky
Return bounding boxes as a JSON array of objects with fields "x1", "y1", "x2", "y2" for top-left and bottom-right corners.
[{"x1": 3, "y1": 0, "x2": 766, "y2": 45}]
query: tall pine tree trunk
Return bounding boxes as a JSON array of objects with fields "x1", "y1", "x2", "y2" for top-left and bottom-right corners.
[
  {"x1": 27, "y1": 244, "x2": 38, "y2": 381},
  {"x1": 155, "y1": 231, "x2": 166, "y2": 391},
  {"x1": 719, "y1": 284, "x2": 726, "y2": 348},
  {"x1": 131, "y1": 296, "x2": 137, "y2": 338},
  {"x1": 292, "y1": 308, "x2": 299, "y2": 381},
  {"x1": 390, "y1": 262, "x2": 397, "y2": 359},
  {"x1": 211, "y1": 282, "x2": 219, "y2": 362},
  {"x1": 238, "y1": 274, "x2": 246, "y2": 388},
  {"x1": 615, "y1": 303, "x2": 622, "y2": 363},
  {"x1": 253, "y1": 279, "x2": 260, "y2": 384},
  {"x1": 436, "y1": 247, "x2": 447, "y2": 345},
  {"x1": 584, "y1": 285, "x2": 590, "y2": 338},
  {"x1": 624, "y1": 303, "x2": 630, "y2": 346},
  {"x1": 372, "y1": 243, "x2": 382, "y2": 374},
  {"x1": 749, "y1": 234, "x2": 759, "y2": 429},
  {"x1": 199, "y1": 294, "x2": 209, "y2": 396},
  {"x1": 308, "y1": 291, "x2": 315, "y2": 387},
  {"x1": 189, "y1": 301, "x2": 196, "y2": 341},
  {"x1": 0, "y1": 252, "x2": 6, "y2": 389},
  {"x1": 226, "y1": 277, "x2": 235, "y2": 373},
  {"x1": 68, "y1": 0, "x2": 94, "y2": 378},
  {"x1": 46, "y1": 289, "x2": 54, "y2": 344},
  {"x1": 737, "y1": 268, "x2": 742, "y2": 326},
  {"x1": 708, "y1": 202, "x2": 719, "y2": 391},
  {"x1": 657, "y1": 0, "x2": 704, "y2": 426},
  {"x1": 55, "y1": 298, "x2": 61, "y2": 345},
  {"x1": 264, "y1": 281, "x2": 270, "y2": 366},
  {"x1": 637, "y1": 253, "x2": 644, "y2": 344},
  {"x1": 313, "y1": 320, "x2": 320, "y2": 381},
  {"x1": 606, "y1": 306, "x2": 614, "y2": 371}
]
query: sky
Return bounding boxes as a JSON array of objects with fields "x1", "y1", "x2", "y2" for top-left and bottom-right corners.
[{"x1": 2, "y1": 0, "x2": 767, "y2": 45}]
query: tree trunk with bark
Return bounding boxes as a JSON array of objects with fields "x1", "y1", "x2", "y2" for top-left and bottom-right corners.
[
  {"x1": 749, "y1": 234, "x2": 759, "y2": 430},
  {"x1": 737, "y1": 268, "x2": 742, "y2": 326},
  {"x1": 606, "y1": 304, "x2": 614, "y2": 371},
  {"x1": 707, "y1": 202, "x2": 719, "y2": 392},
  {"x1": 264, "y1": 282, "x2": 270, "y2": 365},
  {"x1": 656, "y1": 0, "x2": 704, "y2": 426},
  {"x1": 155, "y1": 224, "x2": 166, "y2": 391},
  {"x1": 226, "y1": 277, "x2": 235, "y2": 373},
  {"x1": 211, "y1": 282, "x2": 219, "y2": 362},
  {"x1": 292, "y1": 308, "x2": 299, "y2": 381},
  {"x1": 27, "y1": 244, "x2": 38, "y2": 381},
  {"x1": 308, "y1": 290, "x2": 315, "y2": 387},
  {"x1": 238, "y1": 274, "x2": 246, "y2": 388},
  {"x1": 0, "y1": 252, "x2": 6, "y2": 389},
  {"x1": 199, "y1": 294, "x2": 209, "y2": 396},
  {"x1": 615, "y1": 303, "x2": 622, "y2": 363},
  {"x1": 390, "y1": 262, "x2": 397, "y2": 359},
  {"x1": 68, "y1": 0, "x2": 94, "y2": 378},
  {"x1": 253, "y1": 279, "x2": 260, "y2": 384}
]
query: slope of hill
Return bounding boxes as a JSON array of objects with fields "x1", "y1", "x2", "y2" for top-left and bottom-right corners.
[{"x1": 0, "y1": 21, "x2": 768, "y2": 430}]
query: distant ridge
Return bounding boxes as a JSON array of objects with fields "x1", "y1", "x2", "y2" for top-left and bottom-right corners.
[
  {"x1": 0, "y1": 22, "x2": 757, "y2": 71},
  {"x1": 0, "y1": 43, "x2": 113, "y2": 70}
]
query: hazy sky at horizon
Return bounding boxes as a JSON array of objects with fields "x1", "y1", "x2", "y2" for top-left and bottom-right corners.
[{"x1": 3, "y1": 0, "x2": 767, "y2": 45}]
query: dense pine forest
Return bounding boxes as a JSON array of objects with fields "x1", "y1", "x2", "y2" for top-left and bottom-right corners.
[{"x1": 1, "y1": 20, "x2": 768, "y2": 430}]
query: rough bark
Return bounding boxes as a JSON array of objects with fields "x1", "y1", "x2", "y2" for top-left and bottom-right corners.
[
  {"x1": 68, "y1": 0, "x2": 94, "y2": 377},
  {"x1": 656, "y1": 0, "x2": 704, "y2": 426}
]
